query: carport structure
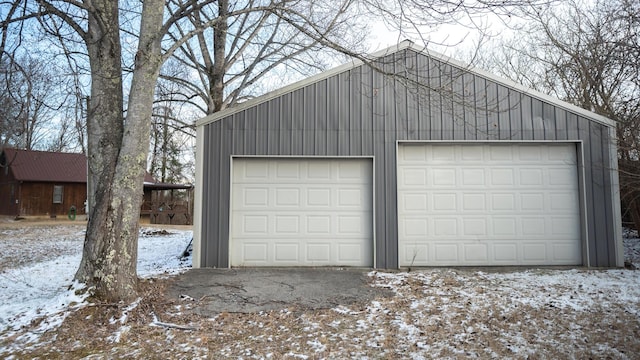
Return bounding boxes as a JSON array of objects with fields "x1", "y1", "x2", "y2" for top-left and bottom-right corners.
[{"x1": 194, "y1": 41, "x2": 623, "y2": 269}]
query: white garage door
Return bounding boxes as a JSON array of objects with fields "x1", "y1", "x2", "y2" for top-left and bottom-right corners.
[
  {"x1": 397, "y1": 143, "x2": 582, "y2": 266},
  {"x1": 231, "y1": 158, "x2": 373, "y2": 266}
]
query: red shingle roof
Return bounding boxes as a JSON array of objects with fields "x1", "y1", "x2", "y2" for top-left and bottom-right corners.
[{"x1": 2, "y1": 148, "x2": 87, "y2": 183}]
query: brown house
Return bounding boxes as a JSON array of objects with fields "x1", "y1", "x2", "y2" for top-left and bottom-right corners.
[
  {"x1": 0, "y1": 148, "x2": 194, "y2": 223},
  {"x1": 0, "y1": 148, "x2": 87, "y2": 217}
]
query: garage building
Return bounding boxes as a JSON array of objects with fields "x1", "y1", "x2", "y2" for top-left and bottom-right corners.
[{"x1": 194, "y1": 41, "x2": 623, "y2": 268}]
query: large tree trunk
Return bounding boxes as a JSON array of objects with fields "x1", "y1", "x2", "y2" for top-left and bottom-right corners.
[
  {"x1": 75, "y1": 0, "x2": 126, "y2": 300},
  {"x1": 75, "y1": 0, "x2": 164, "y2": 302},
  {"x1": 210, "y1": 0, "x2": 228, "y2": 113}
]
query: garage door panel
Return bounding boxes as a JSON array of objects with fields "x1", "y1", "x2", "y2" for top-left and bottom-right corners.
[
  {"x1": 400, "y1": 168, "x2": 428, "y2": 186},
  {"x1": 401, "y1": 144, "x2": 428, "y2": 161},
  {"x1": 243, "y1": 243, "x2": 269, "y2": 262},
  {"x1": 242, "y1": 161, "x2": 269, "y2": 179},
  {"x1": 520, "y1": 193, "x2": 545, "y2": 211},
  {"x1": 548, "y1": 146, "x2": 577, "y2": 161},
  {"x1": 432, "y1": 168, "x2": 456, "y2": 186},
  {"x1": 490, "y1": 193, "x2": 516, "y2": 211},
  {"x1": 276, "y1": 162, "x2": 300, "y2": 178},
  {"x1": 550, "y1": 192, "x2": 579, "y2": 210},
  {"x1": 492, "y1": 217, "x2": 517, "y2": 236},
  {"x1": 338, "y1": 243, "x2": 367, "y2": 262},
  {"x1": 337, "y1": 161, "x2": 369, "y2": 180},
  {"x1": 240, "y1": 188, "x2": 269, "y2": 207},
  {"x1": 552, "y1": 242, "x2": 581, "y2": 261},
  {"x1": 306, "y1": 215, "x2": 331, "y2": 234},
  {"x1": 522, "y1": 243, "x2": 547, "y2": 261},
  {"x1": 241, "y1": 215, "x2": 269, "y2": 234},
  {"x1": 398, "y1": 143, "x2": 581, "y2": 266},
  {"x1": 402, "y1": 244, "x2": 428, "y2": 263},
  {"x1": 275, "y1": 215, "x2": 300, "y2": 234},
  {"x1": 432, "y1": 193, "x2": 456, "y2": 211},
  {"x1": 338, "y1": 215, "x2": 367, "y2": 233},
  {"x1": 399, "y1": 192, "x2": 429, "y2": 212},
  {"x1": 274, "y1": 243, "x2": 299, "y2": 261},
  {"x1": 551, "y1": 217, "x2": 581, "y2": 237},
  {"x1": 307, "y1": 243, "x2": 331, "y2": 262},
  {"x1": 433, "y1": 218, "x2": 457, "y2": 236},
  {"x1": 519, "y1": 145, "x2": 543, "y2": 160},
  {"x1": 462, "y1": 217, "x2": 487, "y2": 236},
  {"x1": 434, "y1": 244, "x2": 458, "y2": 262},
  {"x1": 275, "y1": 188, "x2": 300, "y2": 206},
  {"x1": 490, "y1": 168, "x2": 515, "y2": 185},
  {"x1": 464, "y1": 244, "x2": 488, "y2": 262},
  {"x1": 462, "y1": 193, "x2": 486, "y2": 211},
  {"x1": 489, "y1": 146, "x2": 514, "y2": 161},
  {"x1": 494, "y1": 243, "x2": 517, "y2": 262},
  {"x1": 461, "y1": 168, "x2": 486, "y2": 186},
  {"x1": 231, "y1": 158, "x2": 373, "y2": 267},
  {"x1": 307, "y1": 188, "x2": 331, "y2": 206},
  {"x1": 461, "y1": 145, "x2": 484, "y2": 161}
]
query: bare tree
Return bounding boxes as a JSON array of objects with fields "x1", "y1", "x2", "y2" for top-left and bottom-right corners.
[
  {"x1": 0, "y1": 0, "x2": 371, "y2": 302},
  {"x1": 476, "y1": 0, "x2": 640, "y2": 229},
  {"x1": 161, "y1": 0, "x2": 366, "y2": 117},
  {"x1": 149, "y1": 104, "x2": 189, "y2": 184},
  {"x1": 0, "y1": 54, "x2": 62, "y2": 150},
  {"x1": 0, "y1": 0, "x2": 560, "y2": 302}
]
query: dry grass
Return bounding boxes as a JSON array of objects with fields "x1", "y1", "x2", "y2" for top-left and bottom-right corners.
[
  {"x1": 2, "y1": 270, "x2": 638, "y2": 359},
  {"x1": 0, "y1": 224, "x2": 85, "y2": 271}
]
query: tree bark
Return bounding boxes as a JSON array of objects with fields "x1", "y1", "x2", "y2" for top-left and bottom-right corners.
[
  {"x1": 75, "y1": 0, "x2": 125, "y2": 300},
  {"x1": 75, "y1": 0, "x2": 164, "y2": 302},
  {"x1": 210, "y1": 0, "x2": 228, "y2": 113}
]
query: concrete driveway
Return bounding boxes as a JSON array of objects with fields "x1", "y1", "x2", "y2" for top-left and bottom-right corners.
[{"x1": 166, "y1": 268, "x2": 393, "y2": 314}]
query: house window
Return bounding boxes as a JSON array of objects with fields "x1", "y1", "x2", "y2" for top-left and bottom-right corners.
[{"x1": 53, "y1": 185, "x2": 64, "y2": 204}]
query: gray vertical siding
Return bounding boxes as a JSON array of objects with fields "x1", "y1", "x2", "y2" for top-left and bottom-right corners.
[{"x1": 199, "y1": 48, "x2": 619, "y2": 268}]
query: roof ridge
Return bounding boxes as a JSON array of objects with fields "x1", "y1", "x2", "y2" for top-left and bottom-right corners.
[{"x1": 196, "y1": 41, "x2": 614, "y2": 128}]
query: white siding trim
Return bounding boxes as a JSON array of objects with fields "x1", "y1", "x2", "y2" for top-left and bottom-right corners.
[
  {"x1": 192, "y1": 125, "x2": 205, "y2": 268},
  {"x1": 609, "y1": 126, "x2": 624, "y2": 267},
  {"x1": 576, "y1": 141, "x2": 590, "y2": 267}
]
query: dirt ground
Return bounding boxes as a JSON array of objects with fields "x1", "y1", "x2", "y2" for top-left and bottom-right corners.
[
  {"x1": 5, "y1": 270, "x2": 638, "y2": 359},
  {"x1": 0, "y1": 215, "x2": 87, "y2": 228},
  {"x1": 1, "y1": 222, "x2": 639, "y2": 359}
]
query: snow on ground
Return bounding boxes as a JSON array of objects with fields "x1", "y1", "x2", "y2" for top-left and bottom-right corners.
[
  {"x1": 0, "y1": 225, "x2": 639, "y2": 358},
  {"x1": 624, "y1": 229, "x2": 640, "y2": 268},
  {"x1": 363, "y1": 268, "x2": 640, "y2": 359},
  {"x1": 0, "y1": 226, "x2": 192, "y2": 347}
]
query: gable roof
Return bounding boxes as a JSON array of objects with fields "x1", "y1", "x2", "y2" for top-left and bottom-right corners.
[
  {"x1": 1, "y1": 148, "x2": 176, "y2": 186},
  {"x1": 197, "y1": 40, "x2": 614, "y2": 128},
  {"x1": 2, "y1": 148, "x2": 87, "y2": 183}
]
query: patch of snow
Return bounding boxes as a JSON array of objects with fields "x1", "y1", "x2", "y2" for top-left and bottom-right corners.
[
  {"x1": 137, "y1": 228, "x2": 193, "y2": 277},
  {"x1": 332, "y1": 305, "x2": 360, "y2": 315},
  {"x1": 284, "y1": 352, "x2": 309, "y2": 359},
  {"x1": 1, "y1": 224, "x2": 639, "y2": 358},
  {"x1": 0, "y1": 255, "x2": 83, "y2": 331},
  {"x1": 109, "y1": 298, "x2": 141, "y2": 325},
  {"x1": 306, "y1": 339, "x2": 327, "y2": 353},
  {"x1": 368, "y1": 267, "x2": 640, "y2": 358},
  {"x1": 107, "y1": 325, "x2": 131, "y2": 344},
  {"x1": 624, "y1": 235, "x2": 640, "y2": 269},
  {"x1": 0, "y1": 226, "x2": 192, "y2": 351}
]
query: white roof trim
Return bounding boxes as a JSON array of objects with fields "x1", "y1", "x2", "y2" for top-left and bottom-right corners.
[{"x1": 197, "y1": 40, "x2": 615, "y2": 128}]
